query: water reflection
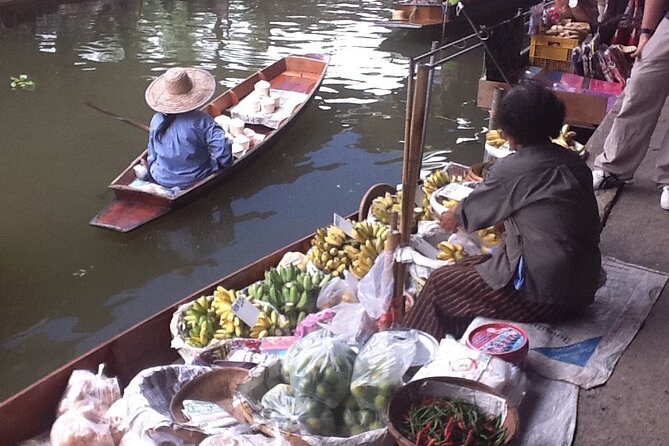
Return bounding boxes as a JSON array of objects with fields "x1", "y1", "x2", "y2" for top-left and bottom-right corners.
[{"x1": 0, "y1": 0, "x2": 489, "y2": 399}]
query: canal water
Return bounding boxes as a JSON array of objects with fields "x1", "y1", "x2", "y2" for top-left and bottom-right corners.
[{"x1": 0, "y1": 0, "x2": 488, "y2": 399}]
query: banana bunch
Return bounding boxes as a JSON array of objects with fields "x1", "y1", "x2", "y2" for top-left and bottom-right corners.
[
  {"x1": 552, "y1": 124, "x2": 584, "y2": 154},
  {"x1": 211, "y1": 286, "x2": 291, "y2": 339},
  {"x1": 486, "y1": 129, "x2": 507, "y2": 148},
  {"x1": 476, "y1": 227, "x2": 503, "y2": 254},
  {"x1": 370, "y1": 191, "x2": 402, "y2": 225},
  {"x1": 420, "y1": 169, "x2": 452, "y2": 220},
  {"x1": 182, "y1": 295, "x2": 218, "y2": 348},
  {"x1": 245, "y1": 265, "x2": 330, "y2": 330},
  {"x1": 307, "y1": 225, "x2": 353, "y2": 276},
  {"x1": 307, "y1": 220, "x2": 389, "y2": 279},
  {"x1": 346, "y1": 220, "x2": 390, "y2": 279},
  {"x1": 437, "y1": 241, "x2": 467, "y2": 262}
]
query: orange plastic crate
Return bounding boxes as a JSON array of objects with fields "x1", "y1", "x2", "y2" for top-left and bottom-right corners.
[{"x1": 529, "y1": 34, "x2": 580, "y2": 73}]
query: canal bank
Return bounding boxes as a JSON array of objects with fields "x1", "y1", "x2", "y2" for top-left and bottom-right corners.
[{"x1": 575, "y1": 98, "x2": 669, "y2": 445}]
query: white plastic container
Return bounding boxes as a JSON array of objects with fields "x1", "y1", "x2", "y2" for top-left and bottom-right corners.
[
  {"x1": 269, "y1": 92, "x2": 281, "y2": 108},
  {"x1": 229, "y1": 118, "x2": 245, "y2": 137},
  {"x1": 231, "y1": 143, "x2": 245, "y2": 157},
  {"x1": 261, "y1": 97, "x2": 275, "y2": 114},
  {"x1": 234, "y1": 134, "x2": 250, "y2": 151},
  {"x1": 249, "y1": 94, "x2": 261, "y2": 112},
  {"x1": 214, "y1": 115, "x2": 231, "y2": 132},
  {"x1": 254, "y1": 80, "x2": 271, "y2": 97}
]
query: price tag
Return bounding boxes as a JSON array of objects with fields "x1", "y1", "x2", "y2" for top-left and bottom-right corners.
[
  {"x1": 231, "y1": 297, "x2": 261, "y2": 328},
  {"x1": 413, "y1": 237, "x2": 440, "y2": 259},
  {"x1": 439, "y1": 183, "x2": 474, "y2": 201},
  {"x1": 333, "y1": 213, "x2": 355, "y2": 238}
]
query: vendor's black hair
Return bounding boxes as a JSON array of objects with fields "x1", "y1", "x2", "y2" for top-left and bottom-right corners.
[{"x1": 495, "y1": 82, "x2": 565, "y2": 146}]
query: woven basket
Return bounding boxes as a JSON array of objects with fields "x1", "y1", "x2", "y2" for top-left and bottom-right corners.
[
  {"x1": 387, "y1": 377, "x2": 519, "y2": 446},
  {"x1": 170, "y1": 367, "x2": 251, "y2": 423}
]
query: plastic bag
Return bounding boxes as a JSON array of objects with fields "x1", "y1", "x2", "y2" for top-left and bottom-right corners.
[
  {"x1": 106, "y1": 398, "x2": 128, "y2": 445},
  {"x1": 350, "y1": 331, "x2": 417, "y2": 413},
  {"x1": 294, "y1": 309, "x2": 335, "y2": 338},
  {"x1": 260, "y1": 384, "x2": 336, "y2": 436},
  {"x1": 50, "y1": 407, "x2": 115, "y2": 446},
  {"x1": 316, "y1": 271, "x2": 358, "y2": 310},
  {"x1": 357, "y1": 251, "x2": 393, "y2": 320},
  {"x1": 412, "y1": 337, "x2": 528, "y2": 407},
  {"x1": 325, "y1": 303, "x2": 377, "y2": 345},
  {"x1": 290, "y1": 337, "x2": 357, "y2": 409},
  {"x1": 340, "y1": 395, "x2": 385, "y2": 437},
  {"x1": 528, "y1": 4, "x2": 543, "y2": 35},
  {"x1": 281, "y1": 329, "x2": 332, "y2": 383},
  {"x1": 56, "y1": 364, "x2": 121, "y2": 417}
]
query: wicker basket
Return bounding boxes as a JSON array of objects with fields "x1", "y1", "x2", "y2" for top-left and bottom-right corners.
[
  {"x1": 387, "y1": 377, "x2": 519, "y2": 446},
  {"x1": 170, "y1": 367, "x2": 251, "y2": 423}
]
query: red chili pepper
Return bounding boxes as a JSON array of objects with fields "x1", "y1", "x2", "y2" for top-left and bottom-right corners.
[
  {"x1": 416, "y1": 430, "x2": 423, "y2": 445},
  {"x1": 426, "y1": 439, "x2": 437, "y2": 446},
  {"x1": 463, "y1": 429, "x2": 475, "y2": 446},
  {"x1": 457, "y1": 421, "x2": 466, "y2": 430},
  {"x1": 444, "y1": 417, "x2": 454, "y2": 441},
  {"x1": 443, "y1": 443, "x2": 455, "y2": 446}
]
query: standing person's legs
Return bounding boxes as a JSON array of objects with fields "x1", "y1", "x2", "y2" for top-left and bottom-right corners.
[{"x1": 594, "y1": 19, "x2": 669, "y2": 187}]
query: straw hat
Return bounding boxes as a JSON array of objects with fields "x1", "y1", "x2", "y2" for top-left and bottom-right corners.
[{"x1": 145, "y1": 67, "x2": 216, "y2": 114}]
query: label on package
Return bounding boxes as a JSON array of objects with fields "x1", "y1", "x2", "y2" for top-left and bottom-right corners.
[
  {"x1": 438, "y1": 183, "x2": 474, "y2": 202},
  {"x1": 231, "y1": 297, "x2": 261, "y2": 328},
  {"x1": 333, "y1": 213, "x2": 355, "y2": 238}
]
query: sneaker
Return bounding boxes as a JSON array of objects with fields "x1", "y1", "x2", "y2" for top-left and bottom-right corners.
[
  {"x1": 661, "y1": 186, "x2": 669, "y2": 210},
  {"x1": 592, "y1": 169, "x2": 631, "y2": 190}
]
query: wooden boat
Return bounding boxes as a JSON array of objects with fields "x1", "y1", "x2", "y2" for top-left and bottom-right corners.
[
  {"x1": 90, "y1": 53, "x2": 330, "y2": 233},
  {"x1": 376, "y1": 0, "x2": 542, "y2": 31},
  {"x1": 0, "y1": 219, "x2": 334, "y2": 445}
]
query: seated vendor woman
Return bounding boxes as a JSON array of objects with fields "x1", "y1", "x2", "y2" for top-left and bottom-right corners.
[
  {"x1": 142, "y1": 67, "x2": 232, "y2": 189},
  {"x1": 404, "y1": 83, "x2": 601, "y2": 340}
]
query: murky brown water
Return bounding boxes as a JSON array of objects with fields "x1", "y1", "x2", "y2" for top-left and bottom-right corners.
[{"x1": 0, "y1": 0, "x2": 488, "y2": 399}]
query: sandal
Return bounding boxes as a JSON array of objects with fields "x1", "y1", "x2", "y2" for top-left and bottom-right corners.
[{"x1": 592, "y1": 169, "x2": 631, "y2": 190}]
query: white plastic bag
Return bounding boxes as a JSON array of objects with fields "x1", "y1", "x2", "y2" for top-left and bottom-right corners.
[
  {"x1": 56, "y1": 364, "x2": 121, "y2": 417},
  {"x1": 325, "y1": 303, "x2": 377, "y2": 344},
  {"x1": 357, "y1": 251, "x2": 394, "y2": 320},
  {"x1": 50, "y1": 407, "x2": 115, "y2": 446}
]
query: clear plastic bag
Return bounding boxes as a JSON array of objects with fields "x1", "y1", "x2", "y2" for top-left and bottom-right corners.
[
  {"x1": 289, "y1": 337, "x2": 357, "y2": 409},
  {"x1": 56, "y1": 364, "x2": 121, "y2": 417},
  {"x1": 325, "y1": 303, "x2": 377, "y2": 345},
  {"x1": 281, "y1": 329, "x2": 332, "y2": 383},
  {"x1": 357, "y1": 251, "x2": 394, "y2": 320},
  {"x1": 316, "y1": 271, "x2": 358, "y2": 309},
  {"x1": 339, "y1": 395, "x2": 385, "y2": 437},
  {"x1": 350, "y1": 331, "x2": 417, "y2": 413},
  {"x1": 260, "y1": 384, "x2": 336, "y2": 436},
  {"x1": 50, "y1": 407, "x2": 115, "y2": 446}
]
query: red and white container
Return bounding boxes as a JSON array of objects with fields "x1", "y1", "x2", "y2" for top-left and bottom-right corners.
[{"x1": 466, "y1": 322, "x2": 529, "y2": 365}]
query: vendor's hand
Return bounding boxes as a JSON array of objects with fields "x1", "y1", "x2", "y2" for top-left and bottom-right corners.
[
  {"x1": 632, "y1": 34, "x2": 650, "y2": 59},
  {"x1": 438, "y1": 208, "x2": 459, "y2": 233}
]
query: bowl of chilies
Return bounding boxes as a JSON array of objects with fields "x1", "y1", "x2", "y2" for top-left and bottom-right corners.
[{"x1": 387, "y1": 377, "x2": 518, "y2": 446}]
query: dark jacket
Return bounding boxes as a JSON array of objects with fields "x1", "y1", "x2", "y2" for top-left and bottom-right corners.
[{"x1": 456, "y1": 143, "x2": 601, "y2": 306}]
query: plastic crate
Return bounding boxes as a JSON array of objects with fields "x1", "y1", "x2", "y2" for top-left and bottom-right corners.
[{"x1": 529, "y1": 34, "x2": 580, "y2": 73}]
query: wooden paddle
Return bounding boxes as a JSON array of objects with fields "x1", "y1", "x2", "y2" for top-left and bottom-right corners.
[{"x1": 85, "y1": 101, "x2": 150, "y2": 132}]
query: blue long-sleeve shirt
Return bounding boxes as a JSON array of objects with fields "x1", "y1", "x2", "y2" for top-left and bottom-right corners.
[{"x1": 147, "y1": 110, "x2": 232, "y2": 189}]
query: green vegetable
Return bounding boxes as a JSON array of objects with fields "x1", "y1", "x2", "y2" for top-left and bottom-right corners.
[{"x1": 10, "y1": 74, "x2": 36, "y2": 91}]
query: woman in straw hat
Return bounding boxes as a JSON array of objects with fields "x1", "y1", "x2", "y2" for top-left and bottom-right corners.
[{"x1": 142, "y1": 67, "x2": 232, "y2": 189}]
